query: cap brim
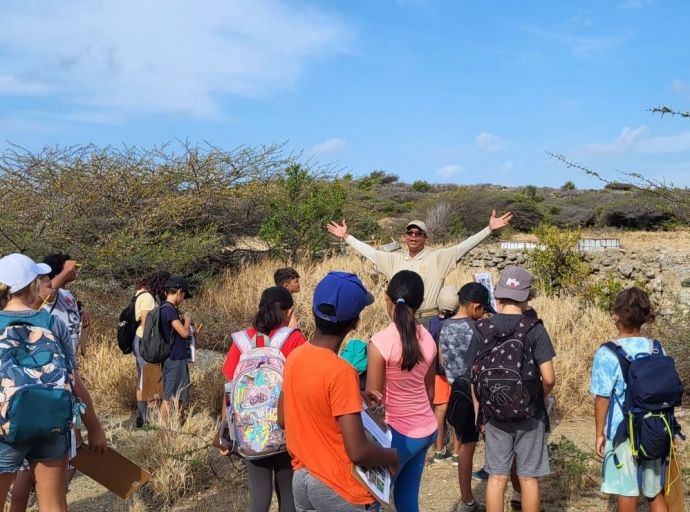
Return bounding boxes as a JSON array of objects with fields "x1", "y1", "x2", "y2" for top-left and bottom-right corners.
[
  {"x1": 364, "y1": 291, "x2": 375, "y2": 307},
  {"x1": 484, "y1": 303, "x2": 497, "y2": 315},
  {"x1": 184, "y1": 290, "x2": 193, "y2": 299},
  {"x1": 36, "y1": 263, "x2": 52, "y2": 276}
]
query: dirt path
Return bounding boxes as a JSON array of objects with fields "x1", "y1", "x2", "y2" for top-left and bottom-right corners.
[{"x1": 52, "y1": 417, "x2": 687, "y2": 512}]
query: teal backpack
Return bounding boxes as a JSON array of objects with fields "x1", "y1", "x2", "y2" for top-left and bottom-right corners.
[{"x1": 0, "y1": 311, "x2": 75, "y2": 443}]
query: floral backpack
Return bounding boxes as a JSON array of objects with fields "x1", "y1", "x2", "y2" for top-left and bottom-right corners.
[
  {"x1": 227, "y1": 327, "x2": 296, "y2": 459},
  {"x1": 0, "y1": 310, "x2": 74, "y2": 443}
]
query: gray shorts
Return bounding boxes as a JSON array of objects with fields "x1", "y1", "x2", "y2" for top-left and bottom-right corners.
[
  {"x1": 484, "y1": 418, "x2": 550, "y2": 478},
  {"x1": 293, "y1": 468, "x2": 376, "y2": 512},
  {"x1": 162, "y1": 358, "x2": 190, "y2": 403}
]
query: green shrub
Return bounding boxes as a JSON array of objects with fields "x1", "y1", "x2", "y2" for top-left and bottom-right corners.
[
  {"x1": 411, "y1": 180, "x2": 431, "y2": 193},
  {"x1": 580, "y1": 273, "x2": 624, "y2": 311},
  {"x1": 530, "y1": 224, "x2": 589, "y2": 294}
]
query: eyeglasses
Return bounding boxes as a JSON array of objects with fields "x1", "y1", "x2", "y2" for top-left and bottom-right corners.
[{"x1": 405, "y1": 230, "x2": 426, "y2": 237}]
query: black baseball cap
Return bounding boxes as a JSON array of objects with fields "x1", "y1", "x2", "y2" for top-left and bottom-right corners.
[
  {"x1": 458, "y1": 282, "x2": 496, "y2": 314},
  {"x1": 164, "y1": 276, "x2": 193, "y2": 299}
]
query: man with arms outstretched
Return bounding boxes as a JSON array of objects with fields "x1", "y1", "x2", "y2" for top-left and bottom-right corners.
[{"x1": 327, "y1": 210, "x2": 512, "y2": 328}]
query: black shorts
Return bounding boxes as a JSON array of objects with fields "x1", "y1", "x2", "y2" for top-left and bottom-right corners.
[{"x1": 446, "y1": 378, "x2": 479, "y2": 444}]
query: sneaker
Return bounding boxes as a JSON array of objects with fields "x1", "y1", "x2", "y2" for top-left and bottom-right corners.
[
  {"x1": 471, "y1": 469, "x2": 489, "y2": 481},
  {"x1": 433, "y1": 448, "x2": 452, "y2": 463},
  {"x1": 510, "y1": 499, "x2": 522, "y2": 510},
  {"x1": 135, "y1": 416, "x2": 144, "y2": 428},
  {"x1": 452, "y1": 453, "x2": 459, "y2": 467},
  {"x1": 457, "y1": 499, "x2": 478, "y2": 512}
]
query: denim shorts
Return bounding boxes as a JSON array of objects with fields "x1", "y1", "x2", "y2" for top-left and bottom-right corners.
[
  {"x1": 0, "y1": 434, "x2": 70, "y2": 473},
  {"x1": 133, "y1": 336, "x2": 146, "y2": 390}
]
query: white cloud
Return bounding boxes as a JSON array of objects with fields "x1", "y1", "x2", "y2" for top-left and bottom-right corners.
[
  {"x1": 636, "y1": 132, "x2": 690, "y2": 154},
  {"x1": 618, "y1": 0, "x2": 653, "y2": 8},
  {"x1": 671, "y1": 79, "x2": 690, "y2": 97},
  {"x1": 526, "y1": 27, "x2": 627, "y2": 58},
  {"x1": 311, "y1": 138, "x2": 347, "y2": 155},
  {"x1": 499, "y1": 160, "x2": 514, "y2": 172},
  {"x1": 0, "y1": 1, "x2": 354, "y2": 119},
  {"x1": 435, "y1": 164, "x2": 464, "y2": 179},
  {"x1": 474, "y1": 132, "x2": 506, "y2": 154},
  {"x1": 581, "y1": 125, "x2": 648, "y2": 155}
]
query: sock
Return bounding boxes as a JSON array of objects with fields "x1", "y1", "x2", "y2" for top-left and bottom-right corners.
[
  {"x1": 511, "y1": 490, "x2": 521, "y2": 502},
  {"x1": 137, "y1": 401, "x2": 148, "y2": 421},
  {"x1": 463, "y1": 499, "x2": 475, "y2": 506}
]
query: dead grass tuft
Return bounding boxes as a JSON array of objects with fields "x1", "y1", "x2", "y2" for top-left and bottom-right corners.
[{"x1": 113, "y1": 400, "x2": 219, "y2": 507}]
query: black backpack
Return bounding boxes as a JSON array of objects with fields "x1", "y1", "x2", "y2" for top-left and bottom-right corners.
[
  {"x1": 605, "y1": 340, "x2": 683, "y2": 467},
  {"x1": 140, "y1": 302, "x2": 175, "y2": 364},
  {"x1": 471, "y1": 316, "x2": 542, "y2": 422},
  {"x1": 117, "y1": 291, "x2": 146, "y2": 354}
]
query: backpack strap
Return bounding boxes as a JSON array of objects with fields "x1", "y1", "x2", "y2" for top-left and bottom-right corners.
[
  {"x1": 0, "y1": 310, "x2": 55, "y2": 332},
  {"x1": 269, "y1": 327, "x2": 298, "y2": 350},
  {"x1": 231, "y1": 330, "x2": 253, "y2": 354}
]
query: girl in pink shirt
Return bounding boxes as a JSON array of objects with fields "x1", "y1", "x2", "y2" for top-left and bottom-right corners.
[{"x1": 367, "y1": 270, "x2": 437, "y2": 512}]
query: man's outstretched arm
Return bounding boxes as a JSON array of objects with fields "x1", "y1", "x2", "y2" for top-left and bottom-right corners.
[
  {"x1": 453, "y1": 210, "x2": 513, "y2": 261},
  {"x1": 327, "y1": 220, "x2": 379, "y2": 264}
]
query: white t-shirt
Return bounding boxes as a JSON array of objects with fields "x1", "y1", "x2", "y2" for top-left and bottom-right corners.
[{"x1": 43, "y1": 289, "x2": 81, "y2": 354}]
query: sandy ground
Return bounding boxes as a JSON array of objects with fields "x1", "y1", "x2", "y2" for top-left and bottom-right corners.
[{"x1": 49, "y1": 415, "x2": 688, "y2": 512}]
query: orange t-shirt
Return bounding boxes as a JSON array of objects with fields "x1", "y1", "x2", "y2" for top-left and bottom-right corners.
[{"x1": 282, "y1": 342, "x2": 373, "y2": 506}]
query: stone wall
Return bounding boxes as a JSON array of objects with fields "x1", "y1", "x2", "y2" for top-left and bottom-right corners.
[{"x1": 463, "y1": 245, "x2": 690, "y2": 314}]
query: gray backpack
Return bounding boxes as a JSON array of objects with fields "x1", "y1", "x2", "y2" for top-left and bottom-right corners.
[{"x1": 140, "y1": 303, "x2": 175, "y2": 364}]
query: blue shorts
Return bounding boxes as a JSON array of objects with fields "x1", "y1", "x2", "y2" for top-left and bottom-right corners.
[{"x1": 0, "y1": 434, "x2": 70, "y2": 473}]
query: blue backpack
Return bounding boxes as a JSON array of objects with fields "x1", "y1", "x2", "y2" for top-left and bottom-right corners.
[
  {"x1": 604, "y1": 340, "x2": 684, "y2": 481},
  {"x1": 0, "y1": 311, "x2": 75, "y2": 443}
]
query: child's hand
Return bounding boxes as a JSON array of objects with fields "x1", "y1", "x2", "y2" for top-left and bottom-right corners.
[
  {"x1": 595, "y1": 434, "x2": 606, "y2": 458},
  {"x1": 219, "y1": 448, "x2": 231, "y2": 457},
  {"x1": 674, "y1": 436, "x2": 680, "y2": 450},
  {"x1": 362, "y1": 390, "x2": 383, "y2": 407},
  {"x1": 387, "y1": 449, "x2": 400, "y2": 477}
]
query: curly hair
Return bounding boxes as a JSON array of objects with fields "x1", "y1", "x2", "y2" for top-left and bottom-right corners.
[{"x1": 136, "y1": 271, "x2": 172, "y2": 302}]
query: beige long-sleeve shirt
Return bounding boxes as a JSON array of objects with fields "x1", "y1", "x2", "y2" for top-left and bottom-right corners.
[{"x1": 345, "y1": 226, "x2": 492, "y2": 311}]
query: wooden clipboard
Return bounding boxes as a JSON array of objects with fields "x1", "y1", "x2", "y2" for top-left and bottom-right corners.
[
  {"x1": 70, "y1": 446, "x2": 151, "y2": 498},
  {"x1": 141, "y1": 363, "x2": 164, "y2": 401}
]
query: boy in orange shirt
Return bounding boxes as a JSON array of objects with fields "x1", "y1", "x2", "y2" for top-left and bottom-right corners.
[{"x1": 278, "y1": 272, "x2": 399, "y2": 511}]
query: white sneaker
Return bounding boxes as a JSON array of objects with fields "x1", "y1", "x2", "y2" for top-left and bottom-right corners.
[{"x1": 457, "y1": 500, "x2": 478, "y2": 512}]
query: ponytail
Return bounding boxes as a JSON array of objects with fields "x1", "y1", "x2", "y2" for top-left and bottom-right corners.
[
  {"x1": 251, "y1": 286, "x2": 294, "y2": 334},
  {"x1": 387, "y1": 271, "x2": 425, "y2": 372}
]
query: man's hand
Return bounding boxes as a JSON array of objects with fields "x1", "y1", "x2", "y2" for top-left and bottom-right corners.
[
  {"x1": 327, "y1": 220, "x2": 349, "y2": 240},
  {"x1": 388, "y1": 450, "x2": 400, "y2": 477},
  {"x1": 86, "y1": 426, "x2": 108, "y2": 455},
  {"x1": 489, "y1": 210, "x2": 513, "y2": 232},
  {"x1": 595, "y1": 434, "x2": 606, "y2": 458}
]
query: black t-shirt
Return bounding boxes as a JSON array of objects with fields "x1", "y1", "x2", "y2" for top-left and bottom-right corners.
[{"x1": 160, "y1": 302, "x2": 187, "y2": 361}]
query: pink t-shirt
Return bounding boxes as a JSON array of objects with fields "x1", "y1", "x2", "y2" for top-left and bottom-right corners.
[{"x1": 370, "y1": 322, "x2": 437, "y2": 438}]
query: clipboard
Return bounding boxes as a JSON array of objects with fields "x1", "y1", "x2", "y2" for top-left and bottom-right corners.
[
  {"x1": 70, "y1": 446, "x2": 151, "y2": 498},
  {"x1": 141, "y1": 363, "x2": 164, "y2": 401}
]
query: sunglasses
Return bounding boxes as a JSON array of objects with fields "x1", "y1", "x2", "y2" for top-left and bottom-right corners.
[{"x1": 405, "y1": 230, "x2": 426, "y2": 237}]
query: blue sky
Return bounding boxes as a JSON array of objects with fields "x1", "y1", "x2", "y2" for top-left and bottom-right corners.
[{"x1": 1, "y1": 0, "x2": 689, "y2": 187}]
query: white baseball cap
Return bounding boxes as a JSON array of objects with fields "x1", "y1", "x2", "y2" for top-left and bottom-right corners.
[{"x1": 0, "y1": 253, "x2": 52, "y2": 294}]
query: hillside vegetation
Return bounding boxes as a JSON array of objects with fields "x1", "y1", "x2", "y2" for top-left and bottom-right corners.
[{"x1": 0, "y1": 142, "x2": 681, "y2": 284}]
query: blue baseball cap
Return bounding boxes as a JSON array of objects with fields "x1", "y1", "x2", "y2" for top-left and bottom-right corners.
[{"x1": 313, "y1": 272, "x2": 375, "y2": 323}]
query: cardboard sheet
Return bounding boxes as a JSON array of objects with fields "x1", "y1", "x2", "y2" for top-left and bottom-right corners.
[
  {"x1": 141, "y1": 363, "x2": 164, "y2": 401},
  {"x1": 71, "y1": 446, "x2": 150, "y2": 498}
]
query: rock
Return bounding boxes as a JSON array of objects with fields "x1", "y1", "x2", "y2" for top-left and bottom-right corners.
[
  {"x1": 682, "y1": 278, "x2": 690, "y2": 288},
  {"x1": 506, "y1": 253, "x2": 518, "y2": 261},
  {"x1": 488, "y1": 249, "x2": 497, "y2": 255},
  {"x1": 618, "y1": 264, "x2": 634, "y2": 278},
  {"x1": 645, "y1": 270, "x2": 656, "y2": 279},
  {"x1": 516, "y1": 254, "x2": 526, "y2": 264},
  {"x1": 472, "y1": 260, "x2": 482, "y2": 267},
  {"x1": 660, "y1": 308, "x2": 675, "y2": 316},
  {"x1": 678, "y1": 289, "x2": 690, "y2": 307},
  {"x1": 602, "y1": 258, "x2": 613, "y2": 267},
  {"x1": 492, "y1": 258, "x2": 503, "y2": 264}
]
